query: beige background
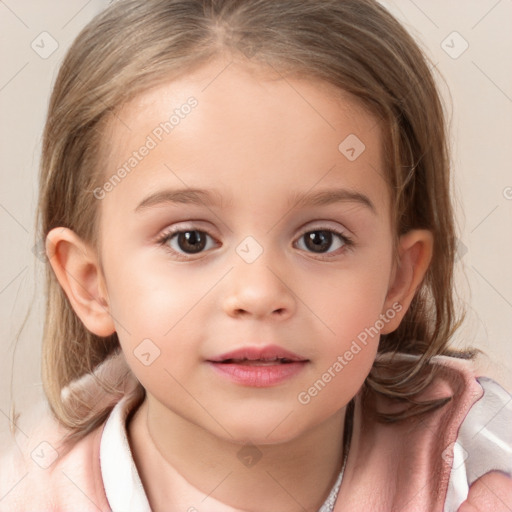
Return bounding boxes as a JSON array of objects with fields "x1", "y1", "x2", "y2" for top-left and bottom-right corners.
[{"x1": 1, "y1": 0, "x2": 511, "y2": 452}]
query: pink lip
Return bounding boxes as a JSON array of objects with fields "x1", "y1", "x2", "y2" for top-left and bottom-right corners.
[{"x1": 207, "y1": 345, "x2": 309, "y2": 387}]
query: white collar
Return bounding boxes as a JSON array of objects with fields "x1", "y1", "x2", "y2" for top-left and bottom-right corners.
[
  {"x1": 99, "y1": 394, "x2": 345, "y2": 512},
  {"x1": 100, "y1": 395, "x2": 152, "y2": 511}
]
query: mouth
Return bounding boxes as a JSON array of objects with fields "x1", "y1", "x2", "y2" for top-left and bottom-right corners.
[
  {"x1": 207, "y1": 344, "x2": 308, "y2": 365},
  {"x1": 206, "y1": 345, "x2": 309, "y2": 387}
]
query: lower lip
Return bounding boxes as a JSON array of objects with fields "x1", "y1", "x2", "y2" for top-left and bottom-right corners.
[{"x1": 207, "y1": 361, "x2": 308, "y2": 387}]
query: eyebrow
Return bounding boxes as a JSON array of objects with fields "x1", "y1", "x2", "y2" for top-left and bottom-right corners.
[
  {"x1": 134, "y1": 187, "x2": 376, "y2": 215},
  {"x1": 288, "y1": 188, "x2": 376, "y2": 214},
  {"x1": 135, "y1": 188, "x2": 225, "y2": 211}
]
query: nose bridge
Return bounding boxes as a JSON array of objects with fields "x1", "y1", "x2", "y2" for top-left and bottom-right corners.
[{"x1": 223, "y1": 235, "x2": 296, "y2": 318}]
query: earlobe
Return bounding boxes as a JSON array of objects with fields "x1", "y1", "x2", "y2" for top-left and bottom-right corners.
[
  {"x1": 380, "y1": 229, "x2": 434, "y2": 335},
  {"x1": 46, "y1": 227, "x2": 116, "y2": 337}
]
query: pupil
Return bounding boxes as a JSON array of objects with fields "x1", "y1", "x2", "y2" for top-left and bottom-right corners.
[
  {"x1": 306, "y1": 231, "x2": 332, "y2": 253},
  {"x1": 179, "y1": 231, "x2": 206, "y2": 253}
]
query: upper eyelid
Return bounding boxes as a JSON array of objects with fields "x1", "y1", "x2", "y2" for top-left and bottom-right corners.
[{"x1": 158, "y1": 222, "x2": 350, "y2": 235}]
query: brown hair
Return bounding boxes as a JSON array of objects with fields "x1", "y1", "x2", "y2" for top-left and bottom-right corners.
[{"x1": 34, "y1": 0, "x2": 471, "y2": 445}]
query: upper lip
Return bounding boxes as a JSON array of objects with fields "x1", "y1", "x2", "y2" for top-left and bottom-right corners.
[{"x1": 208, "y1": 344, "x2": 308, "y2": 363}]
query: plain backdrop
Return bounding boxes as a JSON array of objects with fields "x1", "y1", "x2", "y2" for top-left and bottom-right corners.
[{"x1": 1, "y1": 0, "x2": 511, "y2": 453}]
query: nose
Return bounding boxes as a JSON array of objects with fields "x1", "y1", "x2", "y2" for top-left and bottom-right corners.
[{"x1": 222, "y1": 253, "x2": 296, "y2": 320}]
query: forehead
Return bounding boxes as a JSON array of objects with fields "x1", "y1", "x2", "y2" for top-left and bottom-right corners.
[{"x1": 98, "y1": 57, "x2": 389, "y2": 220}]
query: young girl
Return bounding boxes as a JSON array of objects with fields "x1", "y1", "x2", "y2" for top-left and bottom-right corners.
[{"x1": 1, "y1": 0, "x2": 511, "y2": 510}]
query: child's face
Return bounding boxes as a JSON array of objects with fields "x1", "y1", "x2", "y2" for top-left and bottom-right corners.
[{"x1": 71, "y1": 58, "x2": 421, "y2": 443}]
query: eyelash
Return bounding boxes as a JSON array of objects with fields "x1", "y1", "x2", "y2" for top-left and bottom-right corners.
[{"x1": 156, "y1": 225, "x2": 354, "y2": 260}]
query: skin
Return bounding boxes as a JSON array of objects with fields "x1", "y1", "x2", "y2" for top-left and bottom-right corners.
[
  {"x1": 458, "y1": 472, "x2": 512, "y2": 512},
  {"x1": 47, "y1": 55, "x2": 433, "y2": 512}
]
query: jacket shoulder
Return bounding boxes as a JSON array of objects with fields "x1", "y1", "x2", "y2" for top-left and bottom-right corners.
[
  {"x1": 0, "y1": 410, "x2": 110, "y2": 511},
  {"x1": 444, "y1": 373, "x2": 512, "y2": 511}
]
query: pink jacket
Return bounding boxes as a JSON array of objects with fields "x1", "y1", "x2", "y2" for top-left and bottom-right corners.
[{"x1": 1, "y1": 354, "x2": 511, "y2": 511}]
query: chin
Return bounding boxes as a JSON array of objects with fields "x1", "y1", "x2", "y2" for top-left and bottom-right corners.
[{"x1": 215, "y1": 409, "x2": 310, "y2": 446}]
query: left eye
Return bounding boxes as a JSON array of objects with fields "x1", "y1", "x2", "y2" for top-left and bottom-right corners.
[{"x1": 295, "y1": 229, "x2": 350, "y2": 254}]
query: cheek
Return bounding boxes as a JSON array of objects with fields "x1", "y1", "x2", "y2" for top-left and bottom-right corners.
[
  {"x1": 104, "y1": 250, "x2": 205, "y2": 334},
  {"x1": 295, "y1": 339, "x2": 376, "y2": 429},
  {"x1": 311, "y1": 267, "x2": 393, "y2": 343},
  {"x1": 303, "y1": 261, "x2": 392, "y2": 400},
  {"x1": 102, "y1": 250, "x2": 218, "y2": 368}
]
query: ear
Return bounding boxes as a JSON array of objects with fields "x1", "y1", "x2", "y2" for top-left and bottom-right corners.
[
  {"x1": 380, "y1": 229, "x2": 434, "y2": 335},
  {"x1": 46, "y1": 227, "x2": 116, "y2": 337}
]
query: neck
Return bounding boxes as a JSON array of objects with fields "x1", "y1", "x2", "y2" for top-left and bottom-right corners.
[{"x1": 128, "y1": 396, "x2": 347, "y2": 512}]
